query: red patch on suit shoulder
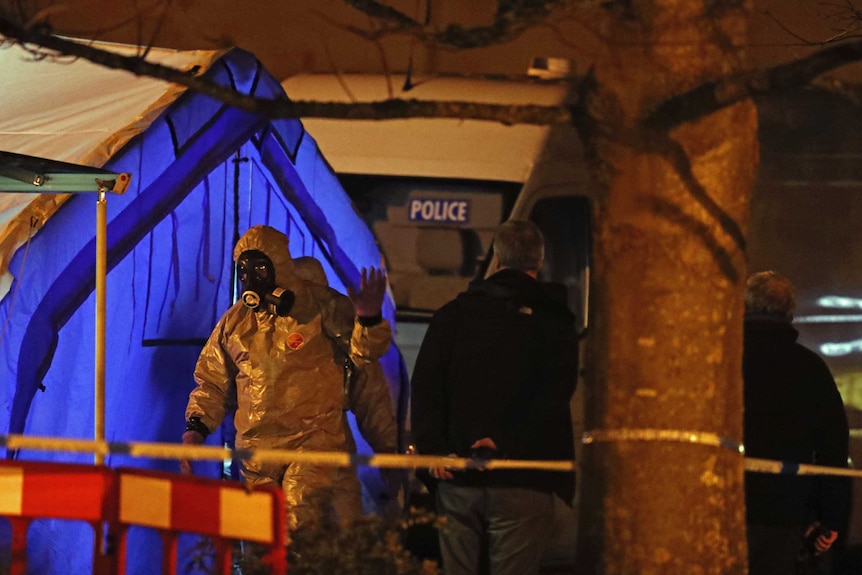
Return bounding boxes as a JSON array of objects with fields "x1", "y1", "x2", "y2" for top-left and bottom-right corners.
[{"x1": 287, "y1": 332, "x2": 305, "y2": 350}]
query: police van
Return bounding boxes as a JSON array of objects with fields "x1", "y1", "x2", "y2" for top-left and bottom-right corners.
[{"x1": 283, "y1": 72, "x2": 862, "y2": 566}]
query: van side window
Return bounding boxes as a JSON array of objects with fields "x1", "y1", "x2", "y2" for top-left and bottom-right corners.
[{"x1": 530, "y1": 196, "x2": 591, "y2": 334}]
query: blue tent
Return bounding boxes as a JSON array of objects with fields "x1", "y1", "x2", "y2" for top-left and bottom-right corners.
[{"x1": 0, "y1": 43, "x2": 407, "y2": 574}]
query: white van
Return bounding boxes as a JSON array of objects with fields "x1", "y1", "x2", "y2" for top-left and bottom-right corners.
[
  {"x1": 283, "y1": 73, "x2": 590, "y2": 348},
  {"x1": 283, "y1": 73, "x2": 862, "y2": 567}
]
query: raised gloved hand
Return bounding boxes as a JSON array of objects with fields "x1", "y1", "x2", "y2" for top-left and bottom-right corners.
[
  {"x1": 179, "y1": 430, "x2": 205, "y2": 475},
  {"x1": 347, "y1": 267, "x2": 388, "y2": 319}
]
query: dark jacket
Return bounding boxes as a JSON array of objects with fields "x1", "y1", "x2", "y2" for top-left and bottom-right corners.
[
  {"x1": 743, "y1": 315, "x2": 850, "y2": 531},
  {"x1": 410, "y1": 268, "x2": 579, "y2": 504}
]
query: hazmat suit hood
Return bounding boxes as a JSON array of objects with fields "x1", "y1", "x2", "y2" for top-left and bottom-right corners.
[
  {"x1": 233, "y1": 224, "x2": 295, "y2": 281},
  {"x1": 233, "y1": 225, "x2": 317, "y2": 320},
  {"x1": 293, "y1": 256, "x2": 328, "y2": 286}
]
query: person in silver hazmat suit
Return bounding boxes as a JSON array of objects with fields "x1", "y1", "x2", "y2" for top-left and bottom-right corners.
[
  {"x1": 180, "y1": 225, "x2": 392, "y2": 531},
  {"x1": 292, "y1": 256, "x2": 399, "y2": 457},
  {"x1": 292, "y1": 256, "x2": 402, "y2": 517}
]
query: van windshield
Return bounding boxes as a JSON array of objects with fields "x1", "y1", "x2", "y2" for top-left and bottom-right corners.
[{"x1": 341, "y1": 175, "x2": 521, "y2": 317}]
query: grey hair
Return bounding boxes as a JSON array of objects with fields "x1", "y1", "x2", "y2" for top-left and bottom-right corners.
[
  {"x1": 492, "y1": 219, "x2": 544, "y2": 272},
  {"x1": 744, "y1": 270, "x2": 796, "y2": 320}
]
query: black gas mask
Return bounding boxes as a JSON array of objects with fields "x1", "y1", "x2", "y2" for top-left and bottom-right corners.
[{"x1": 237, "y1": 250, "x2": 295, "y2": 316}]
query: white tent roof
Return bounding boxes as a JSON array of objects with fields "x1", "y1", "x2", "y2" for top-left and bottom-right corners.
[
  {"x1": 0, "y1": 41, "x2": 223, "y2": 291},
  {"x1": 281, "y1": 74, "x2": 571, "y2": 183}
]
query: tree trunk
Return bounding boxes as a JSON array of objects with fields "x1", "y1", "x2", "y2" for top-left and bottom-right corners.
[{"x1": 577, "y1": 2, "x2": 757, "y2": 573}]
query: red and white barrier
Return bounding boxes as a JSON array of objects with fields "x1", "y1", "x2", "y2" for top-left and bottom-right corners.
[{"x1": 0, "y1": 461, "x2": 286, "y2": 575}]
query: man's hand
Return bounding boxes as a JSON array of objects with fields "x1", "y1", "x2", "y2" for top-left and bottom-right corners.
[
  {"x1": 429, "y1": 454, "x2": 457, "y2": 481},
  {"x1": 179, "y1": 430, "x2": 205, "y2": 475},
  {"x1": 347, "y1": 267, "x2": 387, "y2": 318},
  {"x1": 429, "y1": 438, "x2": 499, "y2": 479},
  {"x1": 804, "y1": 522, "x2": 839, "y2": 555},
  {"x1": 469, "y1": 437, "x2": 498, "y2": 471}
]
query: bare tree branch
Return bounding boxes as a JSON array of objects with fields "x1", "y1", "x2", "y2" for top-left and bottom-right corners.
[
  {"x1": 342, "y1": 0, "x2": 574, "y2": 50},
  {"x1": 759, "y1": 7, "x2": 819, "y2": 45},
  {"x1": 0, "y1": 16, "x2": 576, "y2": 125},
  {"x1": 29, "y1": 0, "x2": 177, "y2": 44},
  {"x1": 341, "y1": 0, "x2": 422, "y2": 28},
  {"x1": 6, "y1": 2, "x2": 862, "y2": 136},
  {"x1": 647, "y1": 38, "x2": 862, "y2": 130}
]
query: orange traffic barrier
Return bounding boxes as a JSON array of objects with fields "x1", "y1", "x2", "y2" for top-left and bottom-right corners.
[
  {"x1": 113, "y1": 467, "x2": 286, "y2": 575},
  {"x1": 0, "y1": 461, "x2": 286, "y2": 574},
  {"x1": 0, "y1": 460, "x2": 116, "y2": 575}
]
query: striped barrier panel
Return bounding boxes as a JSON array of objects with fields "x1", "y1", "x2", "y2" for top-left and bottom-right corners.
[
  {"x1": 0, "y1": 460, "x2": 116, "y2": 575},
  {"x1": 113, "y1": 467, "x2": 286, "y2": 575},
  {"x1": 0, "y1": 462, "x2": 286, "y2": 575}
]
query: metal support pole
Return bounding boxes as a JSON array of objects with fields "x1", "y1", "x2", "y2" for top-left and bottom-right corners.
[{"x1": 95, "y1": 190, "x2": 107, "y2": 465}]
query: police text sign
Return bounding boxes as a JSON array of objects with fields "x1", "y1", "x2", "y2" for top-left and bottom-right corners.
[{"x1": 408, "y1": 199, "x2": 470, "y2": 224}]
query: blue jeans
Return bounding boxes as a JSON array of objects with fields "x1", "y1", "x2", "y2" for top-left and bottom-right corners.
[{"x1": 435, "y1": 482, "x2": 555, "y2": 575}]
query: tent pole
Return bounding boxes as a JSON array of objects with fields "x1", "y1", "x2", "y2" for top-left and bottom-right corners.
[{"x1": 95, "y1": 190, "x2": 107, "y2": 465}]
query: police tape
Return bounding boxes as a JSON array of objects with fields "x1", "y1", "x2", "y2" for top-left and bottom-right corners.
[
  {"x1": 582, "y1": 428, "x2": 745, "y2": 453},
  {"x1": 582, "y1": 428, "x2": 862, "y2": 478},
  {"x1": 1, "y1": 433, "x2": 861, "y2": 478},
  {"x1": 0, "y1": 434, "x2": 571, "y2": 472},
  {"x1": 745, "y1": 458, "x2": 862, "y2": 478}
]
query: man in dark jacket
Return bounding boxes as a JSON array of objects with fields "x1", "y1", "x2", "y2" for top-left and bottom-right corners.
[
  {"x1": 411, "y1": 219, "x2": 578, "y2": 575},
  {"x1": 743, "y1": 270, "x2": 850, "y2": 575}
]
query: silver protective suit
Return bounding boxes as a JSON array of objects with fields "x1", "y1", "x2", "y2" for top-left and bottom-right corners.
[
  {"x1": 185, "y1": 225, "x2": 392, "y2": 530},
  {"x1": 293, "y1": 256, "x2": 399, "y2": 455},
  {"x1": 293, "y1": 255, "x2": 401, "y2": 516}
]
